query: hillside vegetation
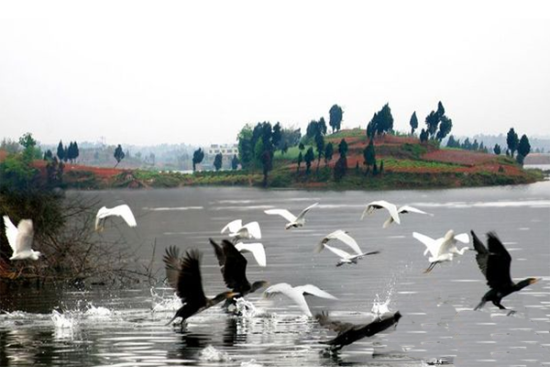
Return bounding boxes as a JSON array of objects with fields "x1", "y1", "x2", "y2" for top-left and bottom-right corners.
[{"x1": 31, "y1": 130, "x2": 542, "y2": 190}]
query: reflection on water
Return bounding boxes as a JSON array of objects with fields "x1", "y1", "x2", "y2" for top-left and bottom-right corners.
[{"x1": 1, "y1": 183, "x2": 549, "y2": 366}]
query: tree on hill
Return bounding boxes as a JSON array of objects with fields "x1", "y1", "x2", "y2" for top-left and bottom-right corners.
[
  {"x1": 334, "y1": 139, "x2": 348, "y2": 181},
  {"x1": 506, "y1": 128, "x2": 519, "y2": 157},
  {"x1": 447, "y1": 135, "x2": 458, "y2": 148},
  {"x1": 315, "y1": 132, "x2": 325, "y2": 171},
  {"x1": 318, "y1": 117, "x2": 327, "y2": 136},
  {"x1": 237, "y1": 125, "x2": 254, "y2": 168},
  {"x1": 366, "y1": 104, "x2": 394, "y2": 138},
  {"x1": 297, "y1": 151, "x2": 303, "y2": 172},
  {"x1": 437, "y1": 101, "x2": 445, "y2": 118},
  {"x1": 18, "y1": 132, "x2": 41, "y2": 160},
  {"x1": 363, "y1": 139, "x2": 376, "y2": 174},
  {"x1": 192, "y1": 148, "x2": 204, "y2": 171},
  {"x1": 409, "y1": 112, "x2": 418, "y2": 135},
  {"x1": 272, "y1": 122, "x2": 282, "y2": 152},
  {"x1": 516, "y1": 134, "x2": 531, "y2": 165},
  {"x1": 213, "y1": 153, "x2": 223, "y2": 171},
  {"x1": 329, "y1": 104, "x2": 343, "y2": 133},
  {"x1": 324, "y1": 142, "x2": 334, "y2": 166},
  {"x1": 419, "y1": 129, "x2": 429, "y2": 143},
  {"x1": 44, "y1": 149, "x2": 53, "y2": 161},
  {"x1": 304, "y1": 147, "x2": 315, "y2": 174},
  {"x1": 57, "y1": 141, "x2": 65, "y2": 161},
  {"x1": 114, "y1": 144, "x2": 126, "y2": 167},
  {"x1": 425, "y1": 110, "x2": 439, "y2": 139},
  {"x1": 436, "y1": 116, "x2": 453, "y2": 141},
  {"x1": 338, "y1": 139, "x2": 348, "y2": 156},
  {"x1": 493, "y1": 144, "x2": 502, "y2": 155}
]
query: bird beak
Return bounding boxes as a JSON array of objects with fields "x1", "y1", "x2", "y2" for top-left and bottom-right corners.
[{"x1": 530, "y1": 278, "x2": 541, "y2": 285}]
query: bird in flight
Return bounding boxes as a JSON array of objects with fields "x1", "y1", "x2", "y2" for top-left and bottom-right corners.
[
  {"x1": 362, "y1": 200, "x2": 431, "y2": 228},
  {"x1": 316, "y1": 230, "x2": 379, "y2": 267},
  {"x1": 220, "y1": 219, "x2": 262, "y2": 241},
  {"x1": 264, "y1": 202, "x2": 318, "y2": 229},
  {"x1": 95, "y1": 204, "x2": 137, "y2": 232},
  {"x1": 263, "y1": 282, "x2": 337, "y2": 317},
  {"x1": 210, "y1": 238, "x2": 268, "y2": 303},
  {"x1": 3, "y1": 216, "x2": 41, "y2": 261},
  {"x1": 471, "y1": 230, "x2": 540, "y2": 312},
  {"x1": 413, "y1": 230, "x2": 471, "y2": 273},
  {"x1": 316, "y1": 311, "x2": 402, "y2": 351},
  {"x1": 163, "y1": 246, "x2": 236, "y2": 327}
]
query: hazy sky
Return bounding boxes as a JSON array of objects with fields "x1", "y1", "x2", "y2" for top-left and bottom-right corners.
[{"x1": 1, "y1": 1, "x2": 549, "y2": 147}]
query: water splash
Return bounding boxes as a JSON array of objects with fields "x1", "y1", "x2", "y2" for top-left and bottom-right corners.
[
  {"x1": 51, "y1": 310, "x2": 77, "y2": 329},
  {"x1": 199, "y1": 345, "x2": 231, "y2": 362},
  {"x1": 371, "y1": 294, "x2": 392, "y2": 318},
  {"x1": 150, "y1": 287, "x2": 182, "y2": 313},
  {"x1": 84, "y1": 304, "x2": 112, "y2": 318},
  {"x1": 241, "y1": 359, "x2": 263, "y2": 367},
  {"x1": 234, "y1": 298, "x2": 270, "y2": 318}
]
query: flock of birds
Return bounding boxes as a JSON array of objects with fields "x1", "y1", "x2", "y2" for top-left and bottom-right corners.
[{"x1": 1, "y1": 200, "x2": 541, "y2": 352}]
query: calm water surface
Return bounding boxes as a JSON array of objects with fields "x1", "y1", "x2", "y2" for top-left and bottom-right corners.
[{"x1": 1, "y1": 182, "x2": 549, "y2": 366}]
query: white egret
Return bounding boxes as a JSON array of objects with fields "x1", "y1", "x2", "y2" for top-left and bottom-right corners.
[
  {"x1": 3, "y1": 215, "x2": 41, "y2": 261},
  {"x1": 220, "y1": 219, "x2": 262, "y2": 241},
  {"x1": 361, "y1": 200, "x2": 400, "y2": 225},
  {"x1": 95, "y1": 204, "x2": 137, "y2": 232},
  {"x1": 413, "y1": 230, "x2": 471, "y2": 273},
  {"x1": 382, "y1": 205, "x2": 433, "y2": 228},
  {"x1": 264, "y1": 202, "x2": 318, "y2": 229},
  {"x1": 263, "y1": 283, "x2": 337, "y2": 317},
  {"x1": 315, "y1": 230, "x2": 362, "y2": 255},
  {"x1": 234, "y1": 242, "x2": 267, "y2": 267},
  {"x1": 322, "y1": 243, "x2": 380, "y2": 267}
]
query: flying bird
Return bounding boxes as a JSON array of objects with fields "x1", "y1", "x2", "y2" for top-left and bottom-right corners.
[
  {"x1": 315, "y1": 230, "x2": 363, "y2": 255},
  {"x1": 383, "y1": 205, "x2": 432, "y2": 228},
  {"x1": 361, "y1": 200, "x2": 401, "y2": 225},
  {"x1": 95, "y1": 204, "x2": 137, "y2": 232},
  {"x1": 264, "y1": 202, "x2": 318, "y2": 229},
  {"x1": 316, "y1": 311, "x2": 402, "y2": 351},
  {"x1": 3, "y1": 216, "x2": 41, "y2": 261},
  {"x1": 220, "y1": 219, "x2": 262, "y2": 241},
  {"x1": 163, "y1": 246, "x2": 236, "y2": 326},
  {"x1": 321, "y1": 243, "x2": 380, "y2": 267},
  {"x1": 471, "y1": 230, "x2": 540, "y2": 311},
  {"x1": 234, "y1": 242, "x2": 267, "y2": 267},
  {"x1": 413, "y1": 230, "x2": 471, "y2": 273},
  {"x1": 209, "y1": 239, "x2": 268, "y2": 301},
  {"x1": 263, "y1": 282, "x2": 337, "y2": 317}
]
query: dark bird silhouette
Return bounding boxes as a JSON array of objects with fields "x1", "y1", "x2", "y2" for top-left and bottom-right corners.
[
  {"x1": 209, "y1": 238, "x2": 268, "y2": 301},
  {"x1": 471, "y1": 230, "x2": 540, "y2": 311},
  {"x1": 163, "y1": 246, "x2": 236, "y2": 326},
  {"x1": 316, "y1": 311, "x2": 402, "y2": 351}
]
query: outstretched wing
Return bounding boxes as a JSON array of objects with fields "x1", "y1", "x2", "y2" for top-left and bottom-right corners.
[
  {"x1": 413, "y1": 232, "x2": 438, "y2": 257},
  {"x1": 242, "y1": 221, "x2": 262, "y2": 239},
  {"x1": 264, "y1": 209, "x2": 297, "y2": 223},
  {"x1": 322, "y1": 243, "x2": 351, "y2": 259},
  {"x1": 3, "y1": 215, "x2": 18, "y2": 252},
  {"x1": 486, "y1": 232, "x2": 513, "y2": 289},
  {"x1": 264, "y1": 283, "x2": 312, "y2": 316},
  {"x1": 221, "y1": 219, "x2": 242, "y2": 234},
  {"x1": 163, "y1": 247, "x2": 206, "y2": 306},
  {"x1": 220, "y1": 239, "x2": 251, "y2": 293},
  {"x1": 363, "y1": 200, "x2": 400, "y2": 224},
  {"x1": 471, "y1": 230, "x2": 489, "y2": 278},
  {"x1": 296, "y1": 203, "x2": 319, "y2": 221},
  {"x1": 296, "y1": 284, "x2": 338, "y2": 300},
  {"x1": 111, "y1": 205, "x2": 137, "y2": 227},
  {"x1": 209, "y1": 238, "x2": 226, "y2": 266},
  {"x1": 234, "y1": 242, "x2": 266, "y2": 267},
  {"x1": 397, "y1": 205, "x2": 431, "y2": 216},
  {"x1": 15, "y1": 219, "x2": 34, "y2": 253}
]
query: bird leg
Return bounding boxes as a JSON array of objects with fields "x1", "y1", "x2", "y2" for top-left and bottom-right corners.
[
  {"x1": 423, "y1": 262, "x2": 438, "y2": 273},
  {"x1": 474, "y1": 300, "x2": 486, "y2": 311},
  {"x1": 492, "y1": 300, "x2": 506, "y2": 310}
]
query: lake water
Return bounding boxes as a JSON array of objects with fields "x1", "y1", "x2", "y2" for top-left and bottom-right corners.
[{"x1": 1, "y1": 182, "x2": 549, "y2": 366}]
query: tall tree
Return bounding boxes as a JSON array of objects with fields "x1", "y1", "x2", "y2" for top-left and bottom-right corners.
[
  {"x1": 318, "y1": 117, "x2": 327, "y2": 136},
  {"x1": 437, "y1": 101, "x2": 445, "y2": 118},
  {"x1": 315, "y1": 133, "x2": 325, "y2": 170},
  {"x1": 377, "y1": 103, "x2": 394, "y2": 134},
  {"x1": 237, "y1": 124, "x2": 254, "y2": 168},
  {"x1": 57, "y1": 140, "x2": 65, "y2": 161},
  {"x1": 493, "y1": 144, "x2": 502, "y2": 155},
  {"x1": 297, "y1": 151, "x2": 303, "y2": 172},
  {"x1": 333, "y1": 155, "x2": 347, "y2": 181},
  {"x1": 113, "y1": 144, "x2": 125, "y2": 167},
  {"x1": 425, "y1": 111, "x2": 439, "y2": 138},
  {"x1": 436, "y1": 116, "x2": 453, "y2": 141},
  {"x1": 419, "y1": 129, "x2": 429, "y2": 143},
  {"x1": 304, "y1": 147, "x2": 315, "y2": 174},
  {"x1": 363, "y1": 139, "x2": 376, "y2": 174},
  {"x1": 329, "y1": 104, "x2": 343, "y2": 133},
  {"x1": 324, "y1": 143, "x2": 334, "y2": 166},
  {"x1": 213, "y1": 153, "x2": 223, "y2": 171},
  {"x1": 272, "y1": 122, "x2": 282, "y2": 151},
  {"x1": 409, "y1": 111, "x2": 418, "y2": 135},
  {"x1": 192, "y1": 148, "x2": 204, "y2": 171},
  {"x1": 338, "y1": 139, "x2": 348, "y2": 157},
  {"x1": 517, "y1": 134, "x2": 531, "y2": 163},
  {"x1": 506, "y1": 128, "x2": 519, "y2": 157}
]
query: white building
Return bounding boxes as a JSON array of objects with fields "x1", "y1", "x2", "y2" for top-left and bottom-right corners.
[{"x1": 206, "y1": 144, "x2": 239, "y2": 156}]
